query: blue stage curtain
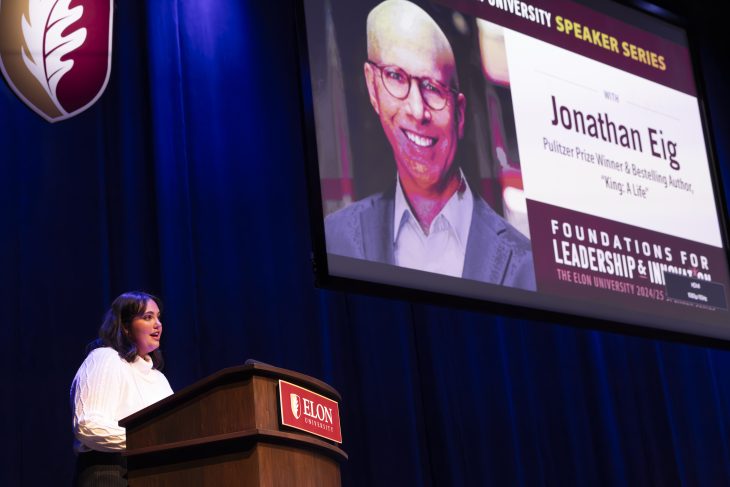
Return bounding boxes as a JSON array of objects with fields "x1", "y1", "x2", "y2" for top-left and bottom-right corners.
[{"x1": 1, "y1": 0, "x2": 729, "y2": 485}]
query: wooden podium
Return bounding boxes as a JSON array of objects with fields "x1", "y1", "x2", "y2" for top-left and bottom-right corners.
[{"x1": 119, "y1": 361, "x2": 347, "y2": 486}]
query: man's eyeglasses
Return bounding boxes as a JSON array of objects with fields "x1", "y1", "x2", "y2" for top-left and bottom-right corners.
[{"x1": 367, "y1": 61, "x2": 458, "y2": 111}]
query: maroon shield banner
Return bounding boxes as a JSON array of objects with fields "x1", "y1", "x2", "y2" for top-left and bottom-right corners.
[{"x1": 0, "y1": 0, "x2": 113, "y2": 123}]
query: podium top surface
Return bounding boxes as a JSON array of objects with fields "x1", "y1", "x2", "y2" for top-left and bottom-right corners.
[{"x1": 120, "y1": 360, "x2": 341, "y2": 429}]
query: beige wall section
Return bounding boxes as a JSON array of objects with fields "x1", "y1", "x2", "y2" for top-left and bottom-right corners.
[{"x1": 0, "y1": 2, "x2": 63, "y2": 119}]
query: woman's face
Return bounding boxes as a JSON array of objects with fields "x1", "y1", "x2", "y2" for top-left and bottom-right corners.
[{"x1": 129, "y1": 299, "x2": 162, "y2": 358}]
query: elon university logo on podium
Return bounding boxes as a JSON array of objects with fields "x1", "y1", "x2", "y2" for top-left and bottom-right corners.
[
  {"x1": 279, "y1": 380, "x2": 343, "y2": 443},
  {"x1": 0, "y1": 0, "x2": 113, "y2": 123}
]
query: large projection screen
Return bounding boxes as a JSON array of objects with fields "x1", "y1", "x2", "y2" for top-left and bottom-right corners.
[{"x1": 299, "y1": 0, "x2": 730, "y2": 341}]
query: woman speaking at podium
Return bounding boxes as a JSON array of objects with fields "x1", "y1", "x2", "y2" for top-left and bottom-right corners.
[{"x1": 70, "y1": 291, "x2": 174, "y2": 486}]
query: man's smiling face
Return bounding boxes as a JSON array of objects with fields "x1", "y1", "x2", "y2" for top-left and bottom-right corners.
[{"x1": 364, "y1": 4, "x2": 465, "y2": 194}]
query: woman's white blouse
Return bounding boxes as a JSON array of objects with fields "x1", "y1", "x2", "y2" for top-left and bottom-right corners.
[{"x1": 71, "y1": 347, "x2": 173, "y2": 452}]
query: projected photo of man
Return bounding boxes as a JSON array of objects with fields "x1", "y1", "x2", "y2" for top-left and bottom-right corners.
[{"x1": 325, "y1": 0, "x2": 535, "y2": 290}]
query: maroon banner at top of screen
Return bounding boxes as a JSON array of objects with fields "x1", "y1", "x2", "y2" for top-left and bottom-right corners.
[
  {"x1": 526, "y1": 199, "x2": 730, "y2": 325},
  {"x1": 437, "y1": 0, "x2": 696, "y2": 96}
]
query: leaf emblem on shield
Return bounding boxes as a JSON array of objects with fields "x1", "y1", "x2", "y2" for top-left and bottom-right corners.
[
  {"x1": 290, "y1": 393, "x2": 301, "y2": 419},
  {"x1": 22, "y1": 0, "x2": 87, "y2": 114},
  {"x1": 0, "y1": 0, "x2": 113, "y2": 123}
]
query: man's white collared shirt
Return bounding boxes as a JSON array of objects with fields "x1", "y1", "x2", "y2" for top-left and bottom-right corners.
[{"x1": 393, "y1": 176, "x2": 473, "y2": 278}]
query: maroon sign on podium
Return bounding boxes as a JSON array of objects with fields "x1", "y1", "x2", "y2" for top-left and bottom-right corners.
[{"x1": 278, "y1": 380, "x2": 342, "y2": 444}]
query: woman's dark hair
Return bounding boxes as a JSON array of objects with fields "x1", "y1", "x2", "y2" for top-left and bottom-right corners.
[{"x1": 88, "y1": 291, "x2": 165, "y2": 370}]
